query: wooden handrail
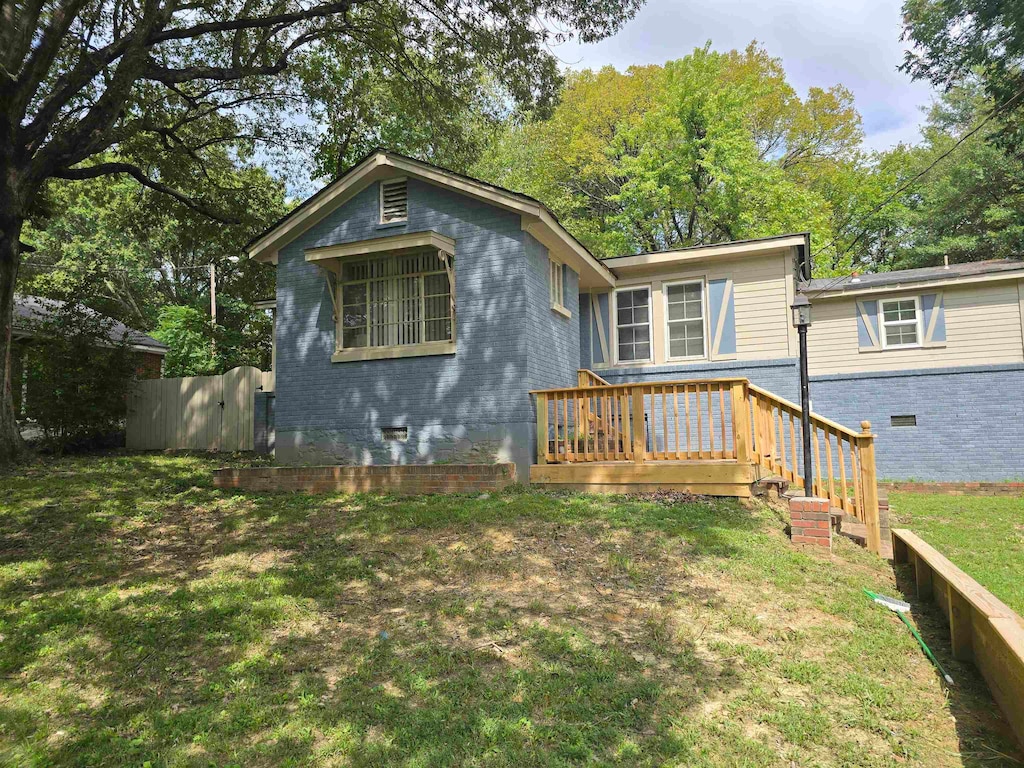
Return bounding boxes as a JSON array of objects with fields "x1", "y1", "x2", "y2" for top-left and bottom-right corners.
[
  {"x1": 530, "y1": 376, "x2": 749, "y2": 395},
  {"x1": 746, "y1": 382, "x2": 860, "y2": 439},
  {"x1": 531, "y1": 376, "x2": 882, "y2": 554},
  {"x1": 577, "y1": 369, "x2": 611, "y2": 387}
]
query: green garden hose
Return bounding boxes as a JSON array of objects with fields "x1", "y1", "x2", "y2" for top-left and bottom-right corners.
[{"x1": 864, "y1": 588, "x2": 954, "y2": 685}]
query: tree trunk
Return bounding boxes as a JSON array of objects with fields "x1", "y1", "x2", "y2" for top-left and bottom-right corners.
[{"x1": 0, "y1": 193, "x2": 26, "y2": 464}]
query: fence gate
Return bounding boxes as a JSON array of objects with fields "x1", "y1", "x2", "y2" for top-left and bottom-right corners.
[{"x1": 126, "y1": 366, "x2": 268, "y2": 451}]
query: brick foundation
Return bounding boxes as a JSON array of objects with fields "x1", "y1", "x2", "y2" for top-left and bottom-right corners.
[
  {"x1": 881, "y1": 481, "x2": 1024, "y2": 497},
  {"x1": 212, "y1": 463, "x2": 516, "y2": 494},
  {"x1": 789, "y1": 497, "x2": 832, "y2": 550}
]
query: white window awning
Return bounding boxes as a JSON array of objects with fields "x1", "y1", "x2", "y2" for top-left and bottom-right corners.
[{"x1": 304, "y1": 230, "x2": 455, "y2": 265}]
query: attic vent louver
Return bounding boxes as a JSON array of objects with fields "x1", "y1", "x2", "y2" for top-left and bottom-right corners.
[{"x1": 380, "y1": 178, "x2": 408, "y2": 223}]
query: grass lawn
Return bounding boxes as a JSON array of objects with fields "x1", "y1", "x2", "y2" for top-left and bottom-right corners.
[
  {"x1": 890, "y1": 492, "x2": 1024, "y2": 616},
  {"x1": 0, "y1": 455, "x2": 1021, "y2": 767}
]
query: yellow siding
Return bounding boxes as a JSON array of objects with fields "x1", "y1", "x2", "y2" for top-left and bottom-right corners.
[
  {"x1": 807, "y1": 280, "x2": 1024, "y2": 376},
  {"x1": 602, "y1": 249, "x2": 795, "y2": 368}
]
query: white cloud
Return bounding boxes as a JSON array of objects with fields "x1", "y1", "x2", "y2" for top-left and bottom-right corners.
[{"x1": 549, "y1": 0, "x2": 936, "y2": 152}]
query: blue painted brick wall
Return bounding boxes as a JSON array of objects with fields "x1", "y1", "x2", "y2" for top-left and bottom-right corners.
[
  {"x1": 274, "y1": 178, "x2": 575, "y2": 477},
  {"x1": 811, "y1": 364, "x2": 1024, "y2": 481}
]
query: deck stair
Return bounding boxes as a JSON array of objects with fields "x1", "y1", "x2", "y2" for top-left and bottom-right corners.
[{"x1": 530, "y1": 369, "x2": 884, "y2": 554}]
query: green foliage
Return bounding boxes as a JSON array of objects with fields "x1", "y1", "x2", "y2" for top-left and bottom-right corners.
[
  {"x1": 473, "y1": 44, "x2": 864, "y2": 273},
  {"x1": 864, "y1": 81, "x2": 1024, "y2": 270},
  {"x1": 902, "y1": 0, "x2": 1024, "y2": 149},
  {"x1": 18, "y1": 147, "x2": 283, "y2": 372},
  {"x1": 153, "y1": 302, "x2": 271, "y2": 377},
  {"x1": 21, "y1": 299, "x2": 137, "y2": 454},
  {"x1": 152, "y1": 305, "x2": 218, "y2": 377}
]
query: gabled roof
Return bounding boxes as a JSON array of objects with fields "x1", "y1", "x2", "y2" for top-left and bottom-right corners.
[
  {"x1": 246, "y1": 149, "x2": 616, "y2": 289},
  {"x1": 801, "y1": 259, "x2": 1024, "y2": 297},
  {"x1": 13, "y1": 295, "x2": 168, "y2": 354}
]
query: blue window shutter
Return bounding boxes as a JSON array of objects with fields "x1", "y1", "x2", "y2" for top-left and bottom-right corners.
[
  {"x1": 590, "y1": 292, "x2": 611, "y2": 365},
  {"x1": 579, "y1": 295, "x2": 592, "y2": 368},
  {"x1": 921, "y1": 292, "x2": 946, "y2": 345},
  {"x1": 857, "y1": 300, "x2": 881, "y2": 350},
  {"x1": 708, "y1": 278, "x2": 736, "y2": 357}
]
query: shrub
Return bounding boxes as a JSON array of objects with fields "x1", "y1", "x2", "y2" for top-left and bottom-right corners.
[{"x1": 22, "y1": 299, "x2": 138, "y2": 453}]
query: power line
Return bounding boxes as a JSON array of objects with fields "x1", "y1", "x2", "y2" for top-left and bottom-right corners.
[{"x1": 806, "y1": 82, "x2": 1024, "y2": 299}]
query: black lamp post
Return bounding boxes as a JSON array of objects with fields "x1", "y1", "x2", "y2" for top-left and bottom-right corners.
[{"x1": 791, "y1": 293, "x2": 813, "y2": 494}]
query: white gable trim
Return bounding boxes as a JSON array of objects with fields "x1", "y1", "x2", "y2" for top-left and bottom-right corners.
[{"x1": 247, "y1": 151, "x2": 614, "y2": 288}]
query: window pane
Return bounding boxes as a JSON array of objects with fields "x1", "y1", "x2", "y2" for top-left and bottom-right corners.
[
  {"x1": 883, "y1": 299, "x2": 916, "y2": 322},
  {"x1": 633, "y1": 325, "x2": 650, "y2": 343},
  {"x1": 634, "y1": 342, "x2": 650, "y2": 360},
  {"x1": 343, "y1": 327, "x2": 367, "y2": 348},
  {"x1": 342, "y1": 308, "x2": 366, "y2": 328},
  {"x1": 885, "y1": 324, "x2": 917, "y2": 346}
]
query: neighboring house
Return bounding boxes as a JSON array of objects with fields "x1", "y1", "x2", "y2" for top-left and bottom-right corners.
[
  {"x1": 248, "y1": 150, "x2": 1024, "y2": 482},
  {"x1": 11, "y1": 295, "x2": 167, "y2": 418}
]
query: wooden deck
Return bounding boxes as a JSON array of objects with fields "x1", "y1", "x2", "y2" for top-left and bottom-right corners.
[
  {"x1": 530, "y1": 370, "x2": 883, "y2": 553},
  {"x1": 530, "y1": 460, "x2": 758, "y2": 496}
]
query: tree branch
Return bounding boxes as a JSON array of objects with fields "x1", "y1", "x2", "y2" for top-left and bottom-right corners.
[{"x1": 53, "y1": 162, "x2": 240, "y2": 223}]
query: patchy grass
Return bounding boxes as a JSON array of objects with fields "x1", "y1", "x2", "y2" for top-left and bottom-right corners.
[
  {"x1": 0, "y1": 454, "x2": 1020, "y2": 767},
  {"x1": 891, "y1": 492, "x2": 1024, "y2": 615}
]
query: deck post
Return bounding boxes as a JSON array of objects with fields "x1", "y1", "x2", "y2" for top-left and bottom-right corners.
[
  {"x1": 730, "y1": 381, "x2": 751, "y2": 463},
  {"x1": 535, "y1": 393, "x2": 548, "y2": 465},
  {"x1": 631, "y1": 385, "x2": 646, "y2": 464},
  {"x1": 857, "y1": 421, "x2": 882, "y2": 554}
]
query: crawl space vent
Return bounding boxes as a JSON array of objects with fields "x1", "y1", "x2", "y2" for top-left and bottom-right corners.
[
  {"x1": 890, "y1": 415, "x2": 917, "y2": 428},
  {"x1": 381, "y1": 426, "x2": 408, "y2": 442}
]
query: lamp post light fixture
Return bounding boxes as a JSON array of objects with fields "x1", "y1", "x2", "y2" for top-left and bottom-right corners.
[{"x1": 791, "y1": 292, "x2": 813, "y2": 494}]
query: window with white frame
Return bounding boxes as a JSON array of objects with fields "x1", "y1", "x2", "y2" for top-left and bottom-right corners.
[
  {"x1": 880, "y1": 296, "x2": 921, "y2": 348},
  {"x1": 339, "y1": 250, "x2": 453, "y2": 350},
  {"x1": 665, "y1": 281, "x2": 705, "y2": 359},
  {"x1": 549, "y1": 258, "x2": 566, "y2": 312},
  {"x1": 615, "y1": 287, "x2": 652, "y2": 363},
  {"x1": 379, "y1": 178, "x2": 408, "y2": 224}
]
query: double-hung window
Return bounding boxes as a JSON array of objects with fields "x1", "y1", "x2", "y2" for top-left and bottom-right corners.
[
  {"x1": 880, "y1": 297, "x2": 921, "y2": 348},
  {"x1": 665, "y1": 281, "x2": 705, "y2": 359},
  {"x1": 339, "y1": 250, "x2": 454, "y2": 354},
  {"x1": 549, "y1": 258, "x2": 569, "y2": 315},
  {"x1": 615, "y1": 287, "x2": 652, "y2": 363}
]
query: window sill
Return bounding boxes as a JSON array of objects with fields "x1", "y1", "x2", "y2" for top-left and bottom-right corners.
[
  {"x1": 332, "y1": 341, "x2": 456, "y2": 363},
  {"x1": 859, "y1": 343, "x2": 946, "y2": 354},
  {"x1": 551, "y1": 304, "x2": 572, "y2": 319},
  {"x1": 376, "y1": 220, "x2": 408, "y2": 230}
]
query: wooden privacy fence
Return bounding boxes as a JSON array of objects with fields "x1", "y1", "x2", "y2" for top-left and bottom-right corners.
[
  {"x1": 532, "y1": 371, "x2": 881, "y2": 553},
  {"x1": 126, "y1": 366, "x2": 273, "y2": 451}
]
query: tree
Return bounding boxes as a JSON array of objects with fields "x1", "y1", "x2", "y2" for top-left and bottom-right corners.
[
  {"x1": 865, "y1": 81, "x2": 1024, "y2": 270},
  {"x1": 21, "y1": 297, "x2": 138, "y2": 454},
  {"x1": 474, "y1": 45, "x2": 865, "y2": 270},
  {"x1": 902, "y1": 0, "x2": 1024, "y2": 148},
  {"x1": 0, "y1": 0, "x2": 643, "y2": 462}
]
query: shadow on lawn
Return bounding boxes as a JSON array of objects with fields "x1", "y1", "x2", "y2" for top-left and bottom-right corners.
[
  {"x1": 891, "y1": 564, "x2": 1024, "y2": 767},
  {"x1": 0, "y1": 456, "x2": 763, "y2": 766}
]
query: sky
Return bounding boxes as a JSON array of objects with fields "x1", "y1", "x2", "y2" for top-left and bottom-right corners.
[{"x1": 551, "y1": 0, "x2": 936, "y2": 152}]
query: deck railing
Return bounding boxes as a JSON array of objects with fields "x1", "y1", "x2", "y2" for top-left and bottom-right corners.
[
  {"x1": 531, "y1": 371, "x2": 881, "y2": 553},
  {"x1": 747, "y1": 384, "x2": 880, "y2": 551}
]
